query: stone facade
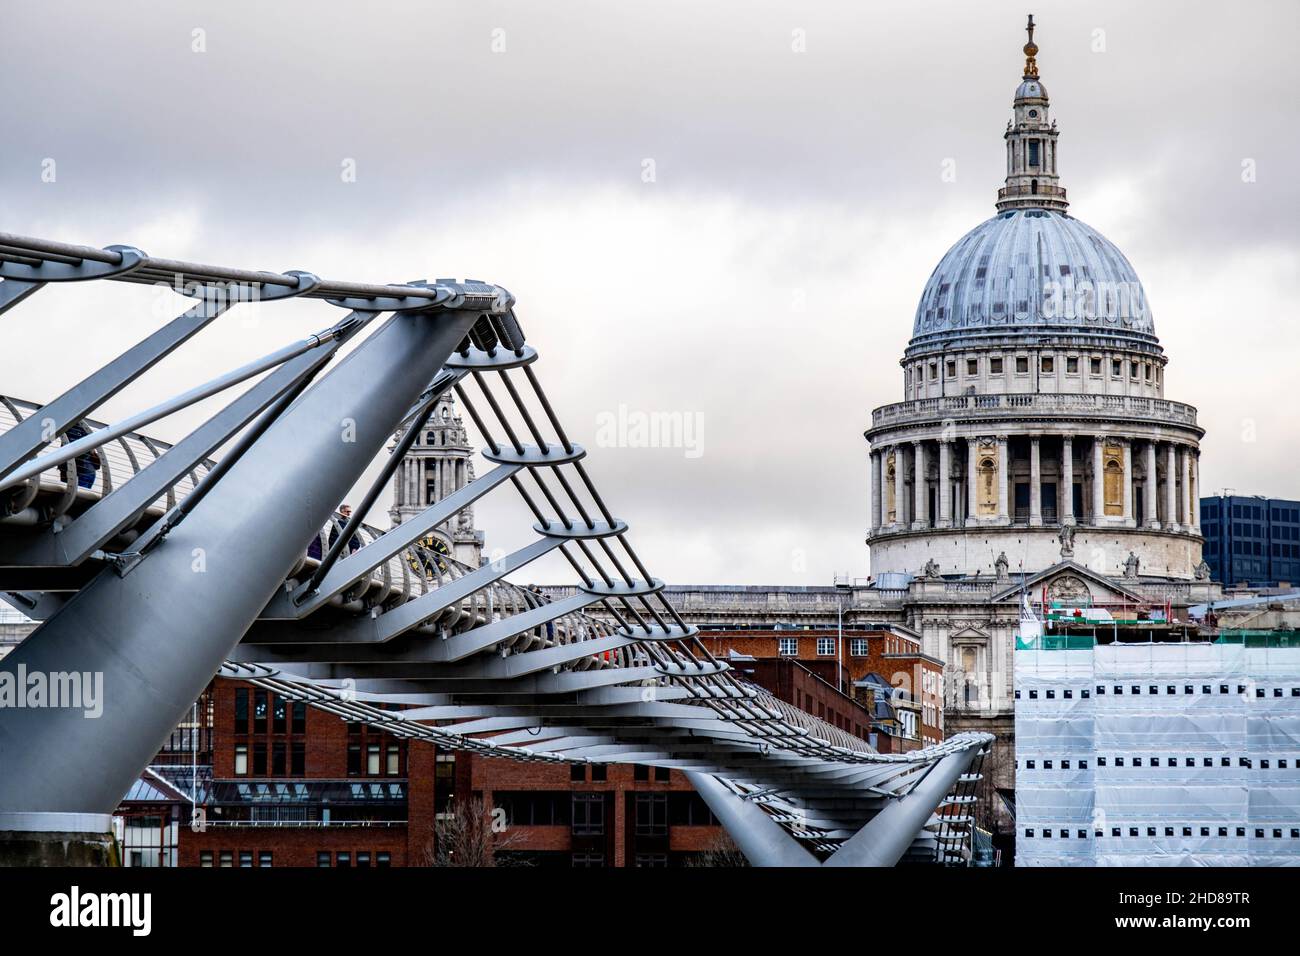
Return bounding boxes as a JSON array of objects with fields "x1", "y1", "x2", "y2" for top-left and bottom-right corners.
[{"x1": 389, "y1": 391, "x2": 484, "y2": 567}]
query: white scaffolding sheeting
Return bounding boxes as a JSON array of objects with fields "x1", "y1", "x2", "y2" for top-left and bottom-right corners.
[{"x1": 1015, "y1": 643, "x2": 1300, "y2": 866}]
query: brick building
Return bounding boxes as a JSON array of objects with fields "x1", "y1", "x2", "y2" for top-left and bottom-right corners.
[
  {"x1": 149, "y1": 679, "x2": 733, "y2": 868},
  {"x1": 698, "y1": 627, "x2": 945, "y2": 749},
  {"x1": 135, "y1": 655, "x2": 888, "y2": 867}
]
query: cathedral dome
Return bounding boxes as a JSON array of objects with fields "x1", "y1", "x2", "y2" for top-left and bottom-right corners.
[{"x1": 910, "y1": 209, "x2": 1153, "y2": 345}]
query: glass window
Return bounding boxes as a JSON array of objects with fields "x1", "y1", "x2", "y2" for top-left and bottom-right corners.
[
  {"x1": 347, "y1": 743, "x2": 361, "y2": 776},
  {"x1": 258, "y1": 852, "x2": 272, "y2": 868},
  {"x1": 253, "y1": 690, "x2": 267, "y2": 733},
  {"x1": 1066, "y1": 356, "x2": 1078, "y2": 373},
  {"x1": 234, "y1": 744, "x2": 248, "y2": 776},
  {"x1": 200, "y1": 851, "x2": 213, "y2": 868},
  {"x1": 239, "y1": 851, "x2": 253, "y2": 868},
  {"x1": 573, "y1": 794, "x2": 605, "y2": 836},
  {"x1": 377, "y1": 852, "x2": 391, "y2": 868},
  {"x1": 1015, "y1": 356, "x2": 1029, "y2": 373},
  {"x1": 292, "y1": 701, "x2": 306, "y2": 734},
  {"x1": 966, "y1": 358, "x2": 978, "y2": 375},
  {"x1": 386, "y1": 745, "x2": 400, "y2": 776},
  {"x1": 778, "y1": 638, "x2": 798, "y2": 656},
  {"x1": 317, "y1": 852, "x2": 331, "y2": 868},
  {"x1": 849, "y1": 638, "x2": 868, "y2": 656},
  {"x1": 1040, "y1": 355, "x2": 1053, "y2": 373},
  {"x1": 234, "y1": 688, "x2": 248, "y2": 733},
  {"x1": 367, "y1": 744, "x2": 381, "y2": 775},
  {"x1": 990, "y1": 357, "x2": 1004, "y2": 374},
  {"x1": 219, "y1": 851, "x2": 233, "y2": 868},
  {"x1": 816, "y1": 637, "x2": 835, "y2": 656},
  {"x1": 272, "y1": 695, "x2": 286, "y2": 734}
]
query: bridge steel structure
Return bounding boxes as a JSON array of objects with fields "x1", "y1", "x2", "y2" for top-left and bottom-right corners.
[{"x1": 0, "y1": 231, "x2": 990, "y2": 867}]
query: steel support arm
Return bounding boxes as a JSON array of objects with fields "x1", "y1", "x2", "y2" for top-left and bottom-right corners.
[
  {"x1": 0, "y1": 299, "x2": 231, "y2": 480},
  {"x1": 684, "y1": 771, "x2": 820, "y2": 867}
]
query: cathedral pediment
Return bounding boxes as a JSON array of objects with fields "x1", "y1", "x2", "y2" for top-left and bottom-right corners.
[{"x1": 989, "y1": 560, "x2": 1146, "y2": 605}]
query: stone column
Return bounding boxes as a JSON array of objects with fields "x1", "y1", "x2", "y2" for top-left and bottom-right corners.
[
  {"x1": 878, "y1": 450, "x2": 889, "y2": 529},
  {"x1": 1181, "y1": 445, "x2": 1193, "y2": 532},
  {"x1": 1029, "y1": 437, "x2": 1042, "y2": 527},
  {"x1": 912, "y1": 441, "x2": 927, "y2": 530},
  {"x1": 966, "y1": 437, "x2": 979, "y2": 526},
  {"x1": 869, "y1": 450, "x2": 881, "y2": 534},
  {"x1": 997, "y1": 435, "x2": 1010, "y2": 525},
  {"x1": 1091, "y1": 436, "x2": 1105, "y2": 525},
  {"x1": 938, "y1": 439, "x2": 952, "y2": 528},
  {"x1": 1145, "y1": 441, "x2": 1159, "y2": 528},
  {"x1": 893, "y1": 445, "x2": 906, "y2": 530},
  {"x1": 1191, "y1": 453, "x2": 1201, "y2": 532},
  {"x1": 1121, "y1": 440, "x2": 1134, "y2": 526},
  {"x1": 1061, "y1": 435, "x2": 1075, "y2": 525},
  {"x1": 1165, "y1": 443, "x2": 1178, "y2": 532}
]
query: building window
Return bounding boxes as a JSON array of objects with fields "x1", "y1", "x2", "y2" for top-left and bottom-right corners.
[
  {"x1": 1066, "y1": 356, "x2": 1078, "y2": 373},
  {"x1": 336, "y1": 853, "x2": 351, "y2": 868},
  {"x1": 654, "y1": 766, "x2": 671, "y2": 782},
  {"x1": 239, "y1": 851, "x2": 253, "y2": 868},
  {"x1": 387, "y1": 745, "x2": 401, "y2": 776},
  {"x1": 966, "y1": 358, "x2": 978, "y2": 375},
  {"x1": 1041, "y1": 355, "x2": 1053, "y2": 373},
  {"x1": 573, "y1": 794, "x2": 605, "y2": 836},
  {"x1": 317, "y1": 852, "x2": 331, "y2": 868},
  {"x1": 272, "y1": 741, "x2": 286, "y2": 776},
  {"x1": 367, "y1": 744, "x2": 381, "y2": 775},
  {"x1": 591, "y1": 764, "x2": 607, "y2": 782},
  {"x1": 1090, "y1": 357, "x2": 1102, "y2": 375},
  {"x1": 199, "y1": 851, "x2": 213, "y2": 867},
  {"x1": 253, "y1": 742, "x2": 266, "y2": 776},
  {"x1": 990, "y1": 357, "x2": 1004, "y2": 374},
  {"x1": 572, "y1": 853, "x2": 604, "y2": 868},
  {"x1": 234, "y1": 744, "x2": 248, "y2": 776},
  {"x1": 347, "y1": 743, "x2": 361, "y2": 776},
  {"x1": 816, "y1": 637, "x2": 835, "y2": 656},
  {"x1": 1112, "y1": 358, "x2": 1122, "y2": 376},
  {"x1": 571, "y1": 764, "x2": 586, "y2": 782},
  {"x1": 258, "y1": 852, "x2": 273, "y2": 868},
  {"x1": 234, "y1": 688, "x2": 248, "y2": 733},
  {"x1": 291, "y1": 701, "x2": 306, "y2": 734},
  {"x1": 272, "y1": 695, "x2": 286, "y2": 734},
  {"x1": 1015, "y1": 356, "x2": 1029, "y2": 374},
  {"x1": 253, "y1": 690, "x2": 267, "y2": 734},
  {"x1": 634, "y1": 765, "x2": 649, "y2": 781},
  {"x1": 945, "y1": 360, "x2": 956, "y2": 378},
  {"x1": 928, "y1": 362, "x2": 937, "y2": 380},
  {"x1": 377, "y1": 852, "x2": 391, "y2": 868},
  {"x1": 357, "y1": 852, "x2": 371, "y2": 868},
  {"x1": 219, "y1": 851, "x2": 233, "y2": 868},
  {"x1": 635, "y1": 793, "x2": 669, "y2": 837},
  {"x1": 849, "y1": 638, "x2": 868, "y2": 656},
  {"x1": 778, "y1": 638, "x2": 798, "y2": 657},
  {"x1": 291, "y1": 741, "x2": 305, "y2": 776}
]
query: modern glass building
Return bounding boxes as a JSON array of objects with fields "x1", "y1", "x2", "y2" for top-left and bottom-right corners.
[{"x1": 1200, "y1": 495, "x2": 1300, "y2": 588}]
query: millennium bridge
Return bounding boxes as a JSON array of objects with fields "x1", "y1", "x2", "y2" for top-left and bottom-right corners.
[{"x1": 0, "y1": 231, "x2": 989, "y2": 866}]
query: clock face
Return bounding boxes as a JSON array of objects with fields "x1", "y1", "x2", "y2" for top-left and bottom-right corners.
[{"x1": 407, "y1": 534, "x2": 451, "y2": 577}]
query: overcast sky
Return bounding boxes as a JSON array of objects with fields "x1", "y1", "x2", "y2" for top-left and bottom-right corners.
[{"x1": 2, "y1": 1, "x2": 1297, "y2": 585}]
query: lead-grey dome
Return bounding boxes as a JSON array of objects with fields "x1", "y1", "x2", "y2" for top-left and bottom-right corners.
[{"x1": 911, "y1": 209, "x2": 1154, "y2": 343}]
